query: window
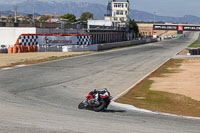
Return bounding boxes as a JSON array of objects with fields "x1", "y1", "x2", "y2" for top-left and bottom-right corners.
[{"x1": 116, "y1": 10, "x2": 123, "y2": 15}]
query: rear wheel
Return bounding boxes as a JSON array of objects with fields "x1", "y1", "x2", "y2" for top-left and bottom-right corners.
[{"x1": 93, "y1": 100, "x2": 106, "y2": 112}]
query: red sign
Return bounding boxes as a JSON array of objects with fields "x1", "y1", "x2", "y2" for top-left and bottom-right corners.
[
  {"x1": 49, "y1": 18, "x2": 51, "y2": 23},
  {"x1": 178, "y1": 25, "x2": 183, "y2": 31}
]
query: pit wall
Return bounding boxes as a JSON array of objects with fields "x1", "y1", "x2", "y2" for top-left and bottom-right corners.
[
  {"x1": 2, "y1": 39, "x2": 158, "y2": 53},
  {"x1": 62, "y1": 39, "x2": 157, "y2": 52},
  {"x1": 97, "y1": 39, "x2": 157, "y2": 51}
]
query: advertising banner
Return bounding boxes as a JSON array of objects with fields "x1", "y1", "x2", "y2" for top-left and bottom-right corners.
[
  {"x1": 153, "y1": 25, "x2": 178, "y2": 30},
  {"x1": 38, "y1": 36, "x2": 78, "y2": 46},
  {"x1": 183, "y1": 26, "x2": 200, "y2": 31},
  {"x1": 154, "y1": 25, "x2": 200, "y2": 31},
  {"x1": 16, "y1": 34, "x2": 92, "y2": 46}
]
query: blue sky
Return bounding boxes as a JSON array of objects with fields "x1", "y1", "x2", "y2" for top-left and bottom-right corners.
[{"x1": 4, "y1": 0, "x2": 200, "y2": 17}]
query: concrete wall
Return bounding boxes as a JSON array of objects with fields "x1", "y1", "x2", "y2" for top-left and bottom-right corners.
[
  {"x1": 0, "y1": 27, "x2": 36, "y2": 48},
  {"x1": 97, "y1": 39, "x2": 157, "y2": 51},
  {"x1": 61, "y1": 39, "x2": 157, "y2": 52},
  {"x1": 63, "y1": 44, "x2": 98, "y2": 52}
]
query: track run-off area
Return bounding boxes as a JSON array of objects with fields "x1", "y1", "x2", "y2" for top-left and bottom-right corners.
[{"x1": 0, "y1": 32, "x2": 200, "y2": 133}]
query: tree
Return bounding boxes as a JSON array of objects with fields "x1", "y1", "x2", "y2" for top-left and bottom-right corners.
[
  {"x1": 61, "y1": 14, "x2": 76, "y2": 23},
  {"x1": 129, "y1": 19, "x2": 139, "y2": 37},
  {"x1": 79, "y1": 12, "x2": 93, "y2": 21},
  {"x1": 8, "y1": 17, "x2": 15, "y2": 23},
  {"x1": 39, "y1": 15, "x2": 50, "y2": 22}
]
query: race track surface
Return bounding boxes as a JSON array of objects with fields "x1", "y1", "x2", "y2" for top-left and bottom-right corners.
[{"x1": 0, "y1": 32, "x2": 200, "y2": 133}]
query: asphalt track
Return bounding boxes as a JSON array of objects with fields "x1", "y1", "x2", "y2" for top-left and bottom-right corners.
[{"x1": 0, "y1": 32, "x2": 200, "y2": 133}]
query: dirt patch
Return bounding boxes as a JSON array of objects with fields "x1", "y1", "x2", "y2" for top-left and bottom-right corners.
[
  {"x1": 178, "y1": 49, "x2": 189, "y2": 55},
  {"x1": 0, "y1": 52, "x2": 93, "y2": 68},
  {"x1": 117, "y1": 59, "x2": 200, "y2": 117},
  {"x1": 151, "y1": 58, "x2": 200, "y2": 101}
]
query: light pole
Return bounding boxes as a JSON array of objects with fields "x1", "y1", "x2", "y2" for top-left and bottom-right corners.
[
  {"x1": 153, "y1": 11, "x2": 156, "y2": 24},
  {"x1": 32, "y1": 0, "x2": 35, "y2": 23}
]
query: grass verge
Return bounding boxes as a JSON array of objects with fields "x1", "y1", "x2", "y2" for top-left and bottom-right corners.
[{"x1": 116, "y1": 59, "x2": 200, "y2": 117}]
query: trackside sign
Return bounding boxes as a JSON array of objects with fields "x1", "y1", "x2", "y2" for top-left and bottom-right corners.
[
  {"x1": 153, "y1": 25, "x2": 178, "y2": 30},
  {"x1": 38, "y1": 36, "x2": 78, "y2": 46},
  {"x1": 154, "y1": 25, "x2": 200, "y2": 31}
]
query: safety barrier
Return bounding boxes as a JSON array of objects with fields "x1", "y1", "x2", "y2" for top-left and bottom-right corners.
[
  {"x1": 97, "y1": 39, "x2": 157, "y2": 51},
  {"x1": 62, "y1": 44, "x2": 98, "y2": 52},
  {"x1": 0, "y1": 48, "x2": 8, "y2": 53},
  {"x1": 189, "y1": 48, "x2": 200, "y2": 55},
  {"x1": 7, "y1": 45, "x2": 38, "y2": 54},
  {"x1": 37, "y1": 45, "x2": 62, "y2": 52}
]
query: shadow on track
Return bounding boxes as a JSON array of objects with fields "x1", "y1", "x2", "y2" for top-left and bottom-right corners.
[{"x1": 104, "y1": 109, "x2": 126, "y2": 113}]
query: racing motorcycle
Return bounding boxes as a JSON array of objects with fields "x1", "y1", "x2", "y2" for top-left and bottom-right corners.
[{"x1": 78, "y1": 88, "x2": 112, "y2": 112}]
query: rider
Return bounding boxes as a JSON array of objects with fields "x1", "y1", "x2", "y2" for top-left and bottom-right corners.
[{"x1": 87, "y1": 88, "x2": 108, "y2": 106}]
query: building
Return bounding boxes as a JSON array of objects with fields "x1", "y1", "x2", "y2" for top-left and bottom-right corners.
[
  {"x1": 0, "y1": 16, "x2": 7, "y2": 22},
  {"x1": 104, "y1": 0, "x2": 130, "y2": 28},
  {"x1": 87, "y1": 20, "x2": 113, "y2": 30}
]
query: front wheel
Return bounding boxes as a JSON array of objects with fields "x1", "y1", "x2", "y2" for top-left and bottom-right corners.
[
  {"x1": 93, "y1": 100, "x2": 106, "y2": 112},
  {"x1": 78, "y1": 102, "x2": 85, "y2": 109}
]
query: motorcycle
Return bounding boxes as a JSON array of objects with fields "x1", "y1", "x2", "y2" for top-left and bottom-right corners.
[{"x1": 78, "y1": 89, "x2": 112, "y2": 112}]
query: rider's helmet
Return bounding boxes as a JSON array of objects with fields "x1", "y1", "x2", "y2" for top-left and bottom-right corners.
[
  {"x1": 103, "y1": 88, "x2": 107, "y2": 91},
  {"x1": 93, "y1": 89, "x2": 98, "y2": 93}
]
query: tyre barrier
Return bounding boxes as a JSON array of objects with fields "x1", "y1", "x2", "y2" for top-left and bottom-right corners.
[
  {"x1": 0, "y1": 48, "x2": 8, "y2": 53},
  {"x1": 7, "y1": 45, "x2": 38, "y2": 54},
  {"x1": 189, "y1": 48, "x2": 200, "y2": 55}
]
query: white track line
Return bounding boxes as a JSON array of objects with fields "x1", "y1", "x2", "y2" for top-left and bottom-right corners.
[
  {"x1": 0, "y1": 64, "x2": 28, "y2": 71},
  {"x1": 111, "y1": 101, "x2": 200, "y2": 120}
]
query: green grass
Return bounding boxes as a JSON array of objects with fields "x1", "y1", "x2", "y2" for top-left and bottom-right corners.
[
  {"x1": 116, "y1": 59, "x2": 200, "y2": 117},
  {"x1": 176, "y1": 34, "x2": 182, "y2": 39}
]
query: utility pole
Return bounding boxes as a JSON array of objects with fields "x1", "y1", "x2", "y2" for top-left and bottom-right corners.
[
  {"x1": 32, "y1": 0, "x2": 35, "y2": 23},
  {"x1": 153, "y1": 11, "x2": 156, "y2": 24},
  {"x1": 14, "y1": 5, "x2": 18, "y2": 23}
]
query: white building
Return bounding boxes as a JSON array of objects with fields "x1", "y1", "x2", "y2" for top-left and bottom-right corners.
[{"x1": 104, "y1": 0, "x2": 130, "y2": 28}]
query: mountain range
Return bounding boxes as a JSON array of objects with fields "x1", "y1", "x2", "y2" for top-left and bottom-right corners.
[{"x1": 0, "y1": 0, "x2": 200, "y2": 24}]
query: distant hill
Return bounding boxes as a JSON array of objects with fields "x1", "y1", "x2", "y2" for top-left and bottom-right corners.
[{"x1": 0, "y1": 0, "x2": 200, "y2": 24}]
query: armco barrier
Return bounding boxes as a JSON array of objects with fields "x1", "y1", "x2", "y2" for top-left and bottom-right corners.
[{"x1": 97, "y1": 39, "x2": 157, "y2": 51}]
